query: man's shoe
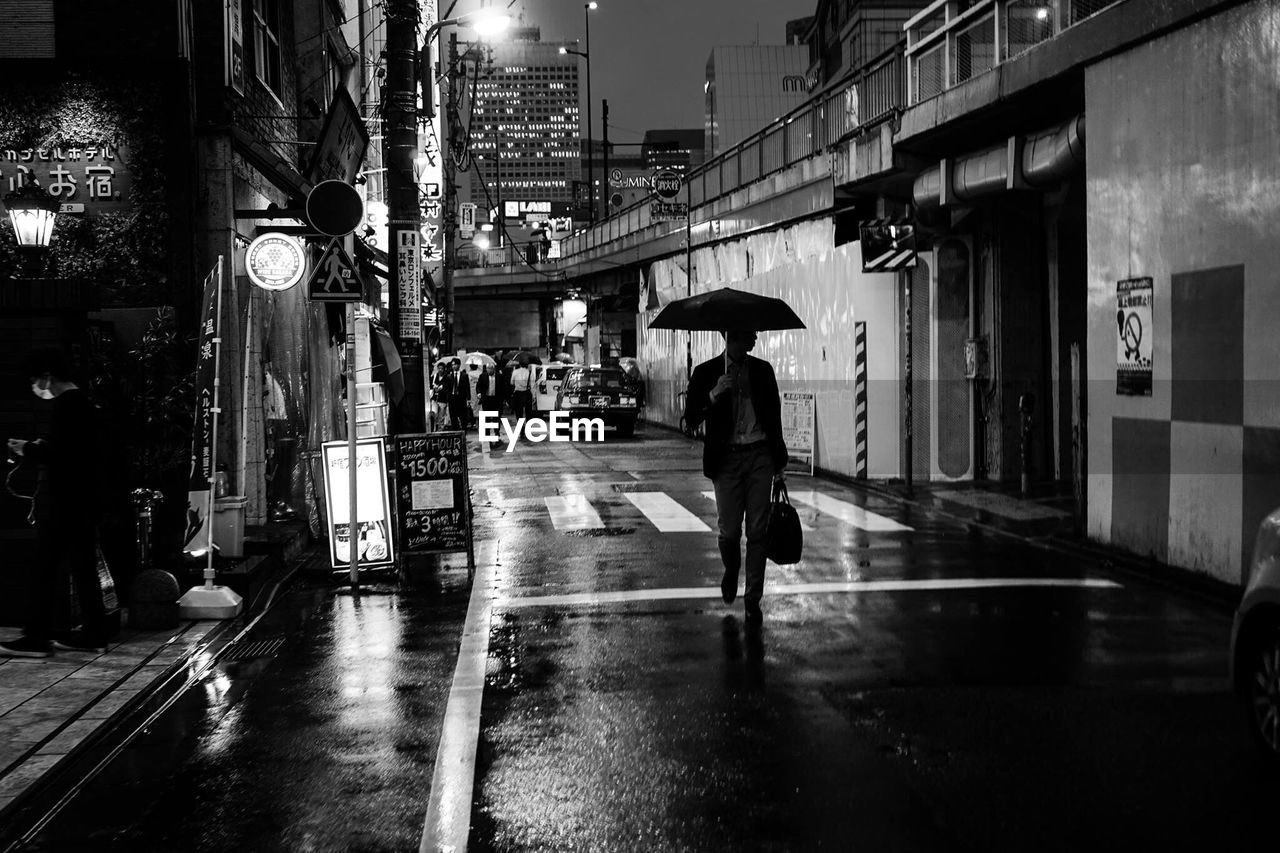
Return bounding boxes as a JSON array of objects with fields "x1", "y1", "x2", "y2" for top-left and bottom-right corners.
[
  {"x1": 721, "y1": 570, "x2": 739, "y2": 604},
  {"x1": 744, "y1": 601, "x2": 763, "y2": 626},
  {"x1": 52, "y1": 633, "x2": 108, "y2": 654},
  {"x1": 0, "y1": 637, "x2": 53, "y2": 658}
]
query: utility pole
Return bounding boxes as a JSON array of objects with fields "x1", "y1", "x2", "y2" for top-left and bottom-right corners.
[
  {"x1": 441, "y1": 32, "x2": 459, "y2": 356},
  {"x1": 601, "y1": 98, "x2": 609, "y2": 222},
  {"x1": 384, "y1": 0, "x2": 426, "y2": 432}
]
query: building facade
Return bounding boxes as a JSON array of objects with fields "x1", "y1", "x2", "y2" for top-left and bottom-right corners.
[
  {"x1": 466, "y1": 26, "x2": 582, "y2": 212},
  {"x1": 0, "y1": 0, "x2": 377, "y2": 616},
  {"x1": 802, "y1": 0, "x2": 926, "y2": 86},
  {"x1": 704, "y1": 45, "x2": 811, "y2": 157}
]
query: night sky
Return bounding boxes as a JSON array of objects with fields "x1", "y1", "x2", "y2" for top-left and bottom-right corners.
[{"x1": 437, "y1": 0, "x2": 811, "y2": 143}]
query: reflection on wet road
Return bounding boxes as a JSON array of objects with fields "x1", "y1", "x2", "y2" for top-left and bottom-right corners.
[{"x1": 18, "y1": 426, "x2": 1280, "y2": 851}]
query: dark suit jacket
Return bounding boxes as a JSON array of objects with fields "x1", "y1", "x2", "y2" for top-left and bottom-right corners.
[{"x1": 684, "y1": 353, "x2": 788, "y2": 480}]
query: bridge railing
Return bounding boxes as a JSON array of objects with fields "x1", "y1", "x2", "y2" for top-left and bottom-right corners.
[
  {"x1": 905, "y1": 0, "x2": 1126, "y2": 103},
  {"x1": 560, "y1": 44, "x2": 907, "y2": 261}
]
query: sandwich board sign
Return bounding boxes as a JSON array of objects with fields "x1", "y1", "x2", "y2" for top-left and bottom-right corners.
[
  {"x1": 782, "y1": 391, "x2": 815, "y2": 475},
  {"x1": 308, "y1": 238, "x2": 361, "y2": 302}
]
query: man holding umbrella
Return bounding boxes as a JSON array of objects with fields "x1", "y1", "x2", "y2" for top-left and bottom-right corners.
[{"x1": 657, "y1": 288, "x2": 802, "y2": 626}]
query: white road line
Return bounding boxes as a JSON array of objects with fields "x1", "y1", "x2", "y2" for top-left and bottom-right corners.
[
  {"x1": 788, "y1": 490, "x2": 914, "y2": 532},
  {"x1": 495, "y1": 577, "x2": 1122, "y2": 609},
  {"x1": 419, "y1": 542, "x2": 496, "y2": 853},
  {"x1": 625, "y1": 491, "x2": 711, "y2": 532},
  {"x1": 545, "y1": 495, "x2": 605, "y2": 530},
  {"x1": 700, "y1": 491, "x2": 816, "y2": 531}
]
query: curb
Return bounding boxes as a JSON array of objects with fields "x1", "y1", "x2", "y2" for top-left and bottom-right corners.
[{"x1": 0, "y1": 546, "x2": 321, "y2": 851}]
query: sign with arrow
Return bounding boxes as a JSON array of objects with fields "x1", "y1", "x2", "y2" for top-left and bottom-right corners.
[{"x1": 308, "y1": 238, "x2": 361, "y2": 303}]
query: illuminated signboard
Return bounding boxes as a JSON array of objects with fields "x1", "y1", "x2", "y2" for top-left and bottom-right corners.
[
  {"x1": 321, "y1": 437, "x2": 396, "y2": 569},
  {"x1": 245, "y1": 232, "x2": 307, "y2": 291}
]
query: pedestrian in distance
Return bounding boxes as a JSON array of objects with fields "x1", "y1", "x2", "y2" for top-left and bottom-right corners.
[
  {"x1": 509, "y1": 360, "x2": 534, "y2": 420},
  {"x1": 430, "y1": 360, "x2": 451, "y2": 429},
  {"x1": 447, "y1": 357, "x2": 472, "y2": 430},
  {"x1": 2, "y1": 347, "x2": 111, "y2": 658},
  {"x1": 474, "y1": 364, "x2": 499, "y2": 453},
  {"x1": 683, "y1": 330, "x2": 788, "y2": 626}
]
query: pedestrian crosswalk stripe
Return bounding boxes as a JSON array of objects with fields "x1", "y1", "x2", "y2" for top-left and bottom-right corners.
[
  {"x1": 545, "y1": 495, "x2": 605, "y2": 530},
  {"x1": 788, "y1": 490, "x2": 913, "y2": 532},
  {"x1": 624, "y1": 491, "x2": 711, "y2": 532},
  {"x1": 494, "y1": 577, "x2": 1123, "y2": 609},
  {"x1": 700, "y1": 491, "x2": 815, "y2": 531}
]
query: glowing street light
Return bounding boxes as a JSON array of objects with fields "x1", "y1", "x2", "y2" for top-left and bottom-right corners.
[{"x1": 2, "y1": 181, "x2": 59, "y2": 251}]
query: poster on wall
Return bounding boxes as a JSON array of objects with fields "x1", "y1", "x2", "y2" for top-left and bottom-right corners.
[
  {"x1": 321, "y1": 438, "x2": 395, "y2": 570},
  {"x1": 1116, "y1": 276, "x2": 1153, "y2": 396},
  {"x1": 782, "y1": 392, "x2": 815, "y2": 475}
]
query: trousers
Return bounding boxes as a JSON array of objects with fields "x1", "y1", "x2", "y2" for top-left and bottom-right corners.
[
  {"x1": 712, "y1": 444, "x2": 774, "y2": 606},
  {"x1": 26, "y1": 524, "x2": 106, "y2": 641}
]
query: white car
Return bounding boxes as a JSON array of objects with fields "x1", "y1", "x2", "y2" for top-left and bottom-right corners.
[
  {"x1": 1231, "y1": 507, "x2": 1280, "y2": 764},
  {"x1": 533, "y1": 363, "x2": 577, "y2": 416}
]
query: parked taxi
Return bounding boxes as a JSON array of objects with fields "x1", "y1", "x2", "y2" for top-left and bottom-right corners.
[{"x1": 554, "y1": 366, "x2": 640, "y2": 437}]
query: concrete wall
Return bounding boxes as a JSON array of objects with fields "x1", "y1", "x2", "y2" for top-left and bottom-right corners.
[
  {"x1": 454, "y1": 298, "x2": 541, "y2": 351},
  {"x1": 1085, "y1": 0, "x2": 1280, "y2": 584}
]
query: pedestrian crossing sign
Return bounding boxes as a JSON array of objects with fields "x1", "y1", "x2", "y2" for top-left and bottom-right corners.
[{"x1": 307, "y1": 238, "x2": 361, "y2": 302}]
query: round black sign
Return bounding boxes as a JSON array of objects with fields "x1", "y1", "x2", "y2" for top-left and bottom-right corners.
[
  {"x1": 306, "y1": 180, "x2": 365, "y2": 236},
  {"x1": 652, "y1": 169, "x2": 682, "y2": 200}
]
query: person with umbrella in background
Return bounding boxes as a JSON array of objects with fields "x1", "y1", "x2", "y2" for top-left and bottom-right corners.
[{"x1": 653, "y1": 288, "x2": 804, "y2": 627}]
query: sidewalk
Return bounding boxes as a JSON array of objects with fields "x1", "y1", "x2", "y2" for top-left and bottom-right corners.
[
  {"x1": 0, "y1": 520, "x2": 312, "y2": 842},
  {"x1": 849, "y1": 476, "x2": 1240, "y2": 610}
]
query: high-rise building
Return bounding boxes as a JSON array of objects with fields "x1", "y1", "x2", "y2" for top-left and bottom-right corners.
[
  {"x1": 465, "y1": 26, "x2": 581, "y2": 212},
  {"x1": 641, "y1": 129, "x2": 706, "y2": 173},
  {"x1": 704, "y1": 45, "x2": 811, "y2": 156}
]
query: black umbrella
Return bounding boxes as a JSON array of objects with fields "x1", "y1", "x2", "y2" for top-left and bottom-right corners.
[
  {"x1": 648, "y1": 287, "x2": 805, "y2": 332},
  {"x1": 506, "y1": 350, "x2": 542, "y2": 367}
]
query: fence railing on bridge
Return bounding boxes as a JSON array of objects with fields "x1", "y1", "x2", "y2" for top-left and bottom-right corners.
[{"x1": 559, "y1": 45, "x2": 907, "y2": 261}]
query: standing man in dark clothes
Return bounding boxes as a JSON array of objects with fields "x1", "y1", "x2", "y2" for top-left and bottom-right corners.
[
  {"x1": 2, "y1": 348, "x2": 108, "y2": 657},
  {"x1": 683, "y1": 330, "x2": 788, "y2": 626},
  {"x1": 448, "y1": 358, "x2": 473, "y2": 430}
]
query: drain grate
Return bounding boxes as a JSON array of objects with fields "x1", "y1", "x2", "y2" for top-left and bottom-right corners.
[{"x1": 221, "y1": 637, "x2": 287, "y2": 661}]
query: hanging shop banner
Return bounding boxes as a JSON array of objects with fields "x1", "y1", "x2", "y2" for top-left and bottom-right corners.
[
  {"x1": 225, "y1": 0, "x2": 245, "y2": 95},
  {"x1": 182, "y1": 259, "x2": 223, "y2": 554},
  {"x1": 395, "y1": 432, "x2": 474, "y2": 565},
  {"x1": 781, "y1": 391, "x2": 815, "y2": 475},
  {"x1": 1116, "y1": 276, "x2": 1153, "y2": 396},
  {"x1": 321, "y1": 437, "x2": 395, "y2": 569}
]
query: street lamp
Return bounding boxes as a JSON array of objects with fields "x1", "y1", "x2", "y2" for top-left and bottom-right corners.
[
  {"x1": 423, "y1": 9, "x2": 511, "y2": 93},
  {"x1": 558, "y1": 41, "x2": 592, "y2": 228},
  {"x1": 3, "y1": 181, "x2": 59, "y2": 252}
]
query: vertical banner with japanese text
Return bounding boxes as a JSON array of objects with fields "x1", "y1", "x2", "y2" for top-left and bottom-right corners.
[
  {"x1": 183, "y1": 259, "x2": 223, "y2": 554},
  {"x1": 395, "y1": 226, "x2": 422, "y2": 342}
]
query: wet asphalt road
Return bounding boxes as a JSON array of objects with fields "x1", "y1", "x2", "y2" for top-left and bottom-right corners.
[{"x1": 17, "y1": 423, "x2": 1280, "y2": 851}]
